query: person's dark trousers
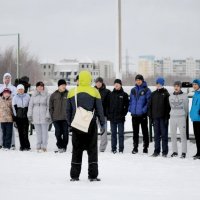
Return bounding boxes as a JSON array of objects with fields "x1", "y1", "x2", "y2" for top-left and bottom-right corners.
[
  {"x1": 132, "y1": 115, "x2": 149, "y2": 150},
  {"x1": 16, "y1": 118, "x2": 30, "y2": 150},
  {"x1": 193, "y1": 122, "x2": 200, "y2": 156},
  {"x1": 110, "y1": 122, "x2": 124, "y2": 152},
  {"x1": 1, "y1": 122, "x2": 13, "y2": 149},
  {"x1": 153, "y1": 118, "x2": 169, "y2": 155},
  {"x1": 53, "y1": 120, "x2": 69, "y2": 150},
  {"x1": 70, "y1": 121, "x2": 98, "y2": 179}
]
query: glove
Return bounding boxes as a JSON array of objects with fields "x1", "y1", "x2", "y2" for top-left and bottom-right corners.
[{"x1": 100, "y1": 125, "x2": 106, "y2": 135}]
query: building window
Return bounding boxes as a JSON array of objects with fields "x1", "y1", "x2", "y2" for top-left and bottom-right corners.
[
  {"x1": 49, "y1": 65, "x2": 51, "y2": 69},
  {"x1": 44, "y1": 72, "x2": 46, "y2": 76},
  {"x1": 43, "y1": 65, "x2": 46, "y2": 69},
  {"x1": 82, "y1": 64, "x2": 84, "y2": 68}
]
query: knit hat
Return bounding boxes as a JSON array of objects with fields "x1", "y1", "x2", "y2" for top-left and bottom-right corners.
[
  {"x1": 114, "y1": 79, "x2": 122, "y2": 85},
  {"x1": 58, "y1": 79, "x2": 66, "y2": 87},
  {"x1": 17, "y1": 84, "x2": 25, "y2": 90},
  {"x1": 174, "y1": 81, "x2": 182, "y2": 87},
  {"x1": 2, "y1": 88, "x2": 11, "y2": 94},
  {"x1": 3, "y1": 73, "x2": 11, "y2": 78},
  {"x1": 192, "y1": 79, "x2": 200, "y2": 87},
  {"x1": 95, "y1": 77, "x2": 104, "y2": 83},
  {"x1": 156, "y1": 77, "x2": 165, "y2": 86},
  {"x1": 135, "y1": 74, "x2": 144, "y2": 81}
]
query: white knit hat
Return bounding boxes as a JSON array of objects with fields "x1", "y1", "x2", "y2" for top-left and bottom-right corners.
[
  {"x1": 17, "y1": 84, "x2": 25, "y2": 90},
  {"x1": 3, "y1": 73, "x2": 11, "y2": 78}
]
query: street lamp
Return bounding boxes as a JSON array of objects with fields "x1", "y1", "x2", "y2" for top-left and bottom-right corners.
[
  {"x1": 116, "y1": 0, "x2": 122, "y2": 80},
  {"x1": 0, "y1": 33, "x2": 20, "y2": 78}
]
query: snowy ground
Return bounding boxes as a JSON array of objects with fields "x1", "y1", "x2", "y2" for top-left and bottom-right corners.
[{"x1": 0, "y1": 129, "x2": 200, "y2": 200}]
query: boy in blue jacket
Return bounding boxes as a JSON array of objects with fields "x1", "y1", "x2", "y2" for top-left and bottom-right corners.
[
  {"x1": 190, "y1": 79, "x2": 200, "y2": 160},
  {"x1": 129, "y1": 75, "x2": 151, "y2": 154}
]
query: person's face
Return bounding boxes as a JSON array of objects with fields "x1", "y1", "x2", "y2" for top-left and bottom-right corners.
[
  {"x1": 193, "y1": 83, "x2": 200, "y2": 91},
  {"x1": 36, "y1": 86, "x2": 44, "y2": 92},
  {"x1": 174, "y1": 85, "x2": 181, "y2": 93},
  {"x1": 156, "y1": 83, "x2": 162, "y2": 89},
  {"x1": 114, "y1": 83, "x2": 121, "y2": 90},
  {"x1": 135, "y1": 79, "x2": 143, "y2": 86},
  {"x1": 58, "y1": 84, "x2": 66, "y2": 92},
  {"x1": 96, "y1": 82, "x2": 102, "y2": 89},
  {"x1": 4, "y1": 76, "x2": 11, "y2": 85},
  {"x1": 18, "y1": 89, "x2": 24, "y2": 94},
  {"x1": 3, "y1": 92, "x2": 10, "y2": 98}
]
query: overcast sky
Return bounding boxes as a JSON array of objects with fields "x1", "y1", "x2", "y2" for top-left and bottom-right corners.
[{"x1": 0, "y1": 0, "x2": 200, "y2": 71}]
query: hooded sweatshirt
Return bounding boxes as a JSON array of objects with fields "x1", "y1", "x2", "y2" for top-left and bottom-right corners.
[{"x1": 169, "y1": 91, "x2": 189, "y2": 118}]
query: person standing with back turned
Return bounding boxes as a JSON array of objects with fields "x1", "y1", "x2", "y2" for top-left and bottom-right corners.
[{"x1": 66, "y1": 71, "x2": 105, "y2": 182}]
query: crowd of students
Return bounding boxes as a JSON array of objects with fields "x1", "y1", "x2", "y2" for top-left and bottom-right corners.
[{"x1": 0, "y1": 71, "x2": 200, "y2": 181}]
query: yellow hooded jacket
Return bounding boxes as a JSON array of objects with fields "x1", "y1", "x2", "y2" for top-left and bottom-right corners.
[{"x1": 66, "y1": 71, "x2": 105, "y2": 127}]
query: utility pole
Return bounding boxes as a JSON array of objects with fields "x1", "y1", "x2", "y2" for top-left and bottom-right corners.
[{"x1": 116, "y1": 0, "x2": 122, "y2": 80}]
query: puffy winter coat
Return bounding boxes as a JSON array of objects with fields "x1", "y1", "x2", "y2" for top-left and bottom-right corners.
[
  {"x1": 148, "y1": 88, "x2": 171, "y2": 119},
  {"x1": 49, "y1": 89, "x2": 68, "y2": 122},
  {"x1": 27, "y1": 90, "x2": 50, "y2": 124},
  {"x1": 0, "y1": 96, "x2": 13, "y2": 122},
  {"x1": 12, "y1": 93, "x2": 30, "y2": 118},
  {"x1": 66, "y1": 71, "x2": 105, "y2": 127},
  {"x1": 95, "y1": 83, "x2": 111, "y2": 117},
  {"x1": 107, "y1": 88, "x2": 129, "y2": 123},
  {"x1": 190, "y1": 89, "x2": 200, "y2": 122},
  {"x1": 129, "y1": 81, "x2": 151, "y2": 116}
]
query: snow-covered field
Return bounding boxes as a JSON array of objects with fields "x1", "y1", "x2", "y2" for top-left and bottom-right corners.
[{"x1": 0, "y1": 129, "x2": 200, "y2": 200}]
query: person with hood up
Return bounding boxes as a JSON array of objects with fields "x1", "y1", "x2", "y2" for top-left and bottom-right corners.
[
  {"x1": 0, "y1": 88, "x2": 13, "y2": 150},
  {"x1": 129, "y1": 74, "x2": 151, "y2": 154},
  {"x1": 66, "y1": 71, "x2": 105, "y2": 182},
  {"x1": 0, "y1": 73, "x2": 17, "y2": 149},
  {"x1": 27, "y1": 82, "x2": 51, "y2": 152},
  {"x1": 95, "y1": 77, "x2": 111, "y2": 152},
  {"x1": 190, "y1": 79, "x2": 200, "y2": 160}
]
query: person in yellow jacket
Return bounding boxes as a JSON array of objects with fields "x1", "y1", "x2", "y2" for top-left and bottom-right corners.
[{"x1": 66, "y1": 71, "x2": 105, "y2": 181}]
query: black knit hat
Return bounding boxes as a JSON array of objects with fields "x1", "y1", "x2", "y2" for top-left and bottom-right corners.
[
  {"x1": 58, "y1": 79, "x2": 67, "y2": 86},
  {"x1": 114, "y1": 79, "x2": 122, "y2": 85},
  {"x1": 135, "y1": 74, "x2": 144, "y2": 81},
  {"x1": 174, "y1": 81, "x2": 182, "y2": 87},
  {"x1": 95, "y1": 77, "x2": 104, "y2": 83}
]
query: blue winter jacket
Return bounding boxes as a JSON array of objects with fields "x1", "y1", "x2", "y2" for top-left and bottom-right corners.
[
  {"x1": 190, "y1": 89, "x2": 200, "y2": 122},
  {"x1": 129, "y1": 81, "x2": 151, "y2": 116}
]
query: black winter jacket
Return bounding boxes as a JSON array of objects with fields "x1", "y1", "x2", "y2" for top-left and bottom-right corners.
[
  {"x1": 107, "y1": 88, "x2": 129, "y2": 123},
  {"x1": 148, "y1": 88, "x2": 171, "y2": 120}
]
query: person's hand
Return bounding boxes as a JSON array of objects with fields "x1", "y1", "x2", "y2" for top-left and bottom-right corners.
[
  {"x1": 28, "y1": 116, "x2": 33, "y2": 123},
  {"x1": 100, "y1": 125, "x2": 106, "y2": 135},
  {"x1": 13, "y1": 122, "x2": 17, "y2": 128},
  {"x1": 45, "y1": 117, "x2": 51, "y2": 123}
]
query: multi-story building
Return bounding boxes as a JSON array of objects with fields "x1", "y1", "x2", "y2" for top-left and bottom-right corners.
[
  {"x1": 41, "y1": 63, "x2": 55, "y2": 79},
  {"x1": 96, "y1": 61, "x2": 114, "y2": 80},
  {"x1": 138, "y1": 56, "x2": 155, "y2": 78}
]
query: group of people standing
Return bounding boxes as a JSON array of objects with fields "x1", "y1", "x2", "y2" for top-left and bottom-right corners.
[{"x1": 0, "y1": 71, "x2": 200, "y2": 181}]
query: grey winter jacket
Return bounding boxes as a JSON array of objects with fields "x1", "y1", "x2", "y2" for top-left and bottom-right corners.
[
  {"x1": 49, "y1": 89, "x2": 68, "y2": 122},
  {"x1": 169, "y1": 91, "x2": 189, "y2": 118},
  {"x1": 27, "y1": 90, "x2": 50, "y2": 124}
]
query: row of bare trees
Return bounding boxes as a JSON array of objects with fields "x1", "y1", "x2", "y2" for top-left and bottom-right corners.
[{"x1": 0, "y1": 47, "x2": 43, "y2": 85}]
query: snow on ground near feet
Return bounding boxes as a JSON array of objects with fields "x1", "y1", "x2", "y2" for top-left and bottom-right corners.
[{"x1": 0, "y1": 132, "x2": 200, "y2": 200}]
